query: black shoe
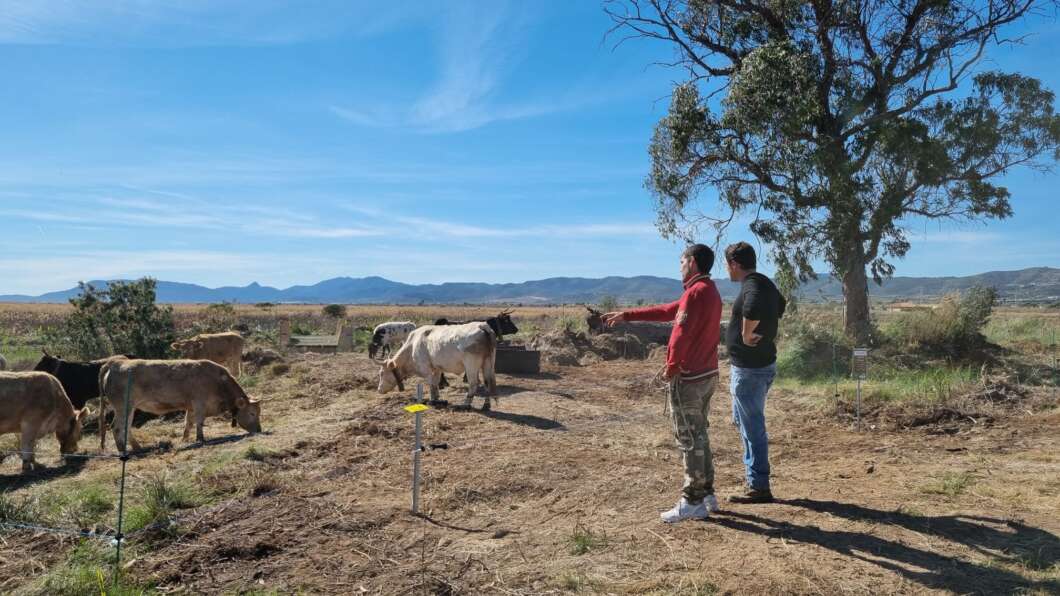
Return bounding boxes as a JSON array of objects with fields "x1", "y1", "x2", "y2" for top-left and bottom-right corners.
[{"x1": 728, "y1": 488, "x2": 774, "y2": 504}]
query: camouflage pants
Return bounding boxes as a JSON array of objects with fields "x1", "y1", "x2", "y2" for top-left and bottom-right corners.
[{"x1": 669, "y1": 375, "x2": 718, "y2": 502}]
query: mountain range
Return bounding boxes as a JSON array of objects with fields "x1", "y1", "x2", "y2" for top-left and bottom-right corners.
[{"x1": 1, "y1": 267, "x2": 1057, "y2": 304}]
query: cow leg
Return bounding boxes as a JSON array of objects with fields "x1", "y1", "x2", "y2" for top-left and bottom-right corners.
[
  {"x1": 98, "y1": 397, "x2": 109, "y2": 452},
  {"x1": 195, "y1": 406, "x2": 207, "y2": 444},
  {"x1": 182, "y1": 411, "x2": 194, "y2": 441},
  {"x1": 19, "y1": 424, "x2": 36, "y2": 473}
]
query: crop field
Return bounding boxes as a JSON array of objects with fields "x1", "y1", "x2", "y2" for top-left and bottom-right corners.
[{"x1": 0, "y1": 303, "x2": 1057, "y2": 594}]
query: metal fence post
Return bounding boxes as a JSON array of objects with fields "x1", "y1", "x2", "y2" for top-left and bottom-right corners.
[
  {"x1": 412, "y1": 383, "x2": 424, "y2": 515},
  {"x1": 114, "y1": 371, "x2": 133, "y2": 578}
]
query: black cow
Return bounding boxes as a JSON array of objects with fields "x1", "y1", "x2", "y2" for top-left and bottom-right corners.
[
  {"x1": 434, "y1": 310, "x2": 518, "y2": 388},
  {"x1": 434, "y1": 309, "x2": 518, "y2": 338},
  {"x1": 33, "y1": 351, "x2": 134, "y2": 410}
]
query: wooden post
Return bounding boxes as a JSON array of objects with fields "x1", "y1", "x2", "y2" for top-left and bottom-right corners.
[
  {"x1": 278, "y1": 317, "x2": 291, "y2": 352},
  {"x1": 337, "y1": 322, "x2": 354, "y2": 352}
]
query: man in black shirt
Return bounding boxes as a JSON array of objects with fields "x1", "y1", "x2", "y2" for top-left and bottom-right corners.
[{"x1": 725, "y1": 242, "x2": 786, "y2": 504}]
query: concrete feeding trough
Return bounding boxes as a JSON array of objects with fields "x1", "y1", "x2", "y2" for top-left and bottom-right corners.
[
  {"x1": 278, "y1": 318, "x2": 355, "y2": 354},
  {"x1": 495, "y1": 341, "x2": 540, "y2": 374}
]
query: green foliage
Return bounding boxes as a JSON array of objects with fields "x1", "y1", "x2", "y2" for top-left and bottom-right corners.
[
  {"x1": 0, "y1": 491, "x2": 37, "y2": 524},
  {"x1": 35, "y1": 540, "x2": 154, "y2": 596},
  {"x1": 124, "y1": 473, "x2": 203, "y2": 536},
  {"x1": 322, "y1": 304, "x2": 347, "y2": 319},
  {"x1": 597, "y1": 295, "x2": 619, "y2": 312},
  {"x1": 921, "y1": 471, "x2": 975, "y2": 497},
  {"x1": 611, "y1": 1, "x2": 1060, "y2": 339},
  {"x1": 192, "y1": 301, "x2": 239, "y2": 334},
  {"x1": 567, "y1": 525, "x2": 607, "y2": 555},
  {"x1": 883, "y1": 286, "x2": 997, "y2": 355},
  {"x1": 44, "y1": 279, "x2": 175, "y2": 360},
  {"x1": 776, "y1": 317, "x2": 846, "y2": 380}
]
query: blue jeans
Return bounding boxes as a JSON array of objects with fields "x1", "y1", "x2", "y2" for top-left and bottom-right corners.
[{"x1": 730, "y1": 363, "x2": 776, "y2": 490}]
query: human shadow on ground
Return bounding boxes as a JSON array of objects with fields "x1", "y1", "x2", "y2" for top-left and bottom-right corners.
[
  {"x1": 477, "y1": 409, "x2": 565, "y2": 430},
  {"x1": 0, "y1": 456, "x2": 89, "y2": 491},
  {"x1": 712, "y1": 501, "x2": 1059, "y2": 594}
]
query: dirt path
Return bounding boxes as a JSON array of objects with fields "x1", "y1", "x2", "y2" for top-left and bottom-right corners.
[{"x1": 3, "y1": 354, "x2": 1058, "y2": 594}]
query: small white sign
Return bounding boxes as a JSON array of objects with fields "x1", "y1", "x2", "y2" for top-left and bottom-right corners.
[{"x1": 852, "y1": 348, "x2": 869, "y2": 380}]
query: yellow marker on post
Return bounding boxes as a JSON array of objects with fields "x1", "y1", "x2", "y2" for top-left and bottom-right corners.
[{"x1": 409, "y1": 383, "x2": 426, "y2": 514}]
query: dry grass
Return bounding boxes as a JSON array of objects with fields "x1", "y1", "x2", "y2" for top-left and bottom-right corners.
[{"x1": 0, "y1": 305, "x2": 1057, "y2": 594}]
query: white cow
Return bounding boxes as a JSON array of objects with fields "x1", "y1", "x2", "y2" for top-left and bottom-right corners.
[
  {"x1": 377, "y1": 323, "x2": 497, "y2": 410},
  {"x1": 368, "y1": 321, "x2": 417, "y2": 360}
]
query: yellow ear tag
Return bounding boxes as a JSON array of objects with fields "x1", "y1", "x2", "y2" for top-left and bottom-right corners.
[{"x1": 403, "y1": 404, "x2": 430, "y2": 413}]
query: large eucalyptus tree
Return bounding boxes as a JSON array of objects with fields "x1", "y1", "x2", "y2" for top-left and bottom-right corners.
[{"x1": 607, "y1": 0, "x2": 1060, "y2": 340}]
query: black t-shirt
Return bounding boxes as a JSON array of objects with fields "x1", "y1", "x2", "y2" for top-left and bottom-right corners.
[{"x1": 726, "y1": 272, "x2": 787, "y2": 368}]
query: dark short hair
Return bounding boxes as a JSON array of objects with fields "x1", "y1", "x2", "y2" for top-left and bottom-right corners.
[
  {"x1": 682, "y1": 244, "x2": 714, "y2": 275},
  {"x1": 725, "y1": 242, "x2": 756, "y2": 270}
]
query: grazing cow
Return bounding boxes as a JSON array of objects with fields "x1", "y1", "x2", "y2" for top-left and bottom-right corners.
[
  {"x1": 33, "y1": 351, "x2": 132, "y2": 410},
  {"x1": 99, "y1": 359, "x2": 261, "y2": 451},
  {"x1": 434, "y1": 311, "x2": 517, "y2": 387},
  {"x1": 378, "y1": 323, "x2": 497, "y2": 410},
  {"x1": 171, "y1": 332, "x2": 244, "y2": 377},
  {"x1": 0, "y1": 372, "x2": 86, "y2": 472},
  {"x1": 368, "y1": 321, "x2": 417, "y2": 360}
]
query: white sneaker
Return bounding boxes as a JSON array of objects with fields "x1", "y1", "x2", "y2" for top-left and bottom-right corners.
[
  {"x1": 704, "y1": 494, "x2": 720, "y2": 513},
  {"x1": 660, "y1": 497, "x2": 708, "y2": 523}
]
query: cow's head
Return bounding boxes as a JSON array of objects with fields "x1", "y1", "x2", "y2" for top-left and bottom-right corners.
[
  {"x1": 33, "y1": 350, "x2": 61, "y2": 374},
  {"x1": 585, "y1": 306, "x2": 604, "y2": 332},
  {"x1": 232, "y1": 397, "x2": 262, "y2": 434},
  {"x1": 171, "y1": 338, "x2": 203, "y2": 354},
  {"x1": 494, "y1": 310, "x2": 519, "y2": 336},
  {"x1": 58, "y1": 409, "x2": 87, "y2": 455},
  {"x1": 377, "y1": 360, "x2": 405, "y2": 394}
]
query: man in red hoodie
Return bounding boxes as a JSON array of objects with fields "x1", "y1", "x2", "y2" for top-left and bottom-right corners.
[{"x1": 602, "y1": 244, "x2": 722, "y2": 522}]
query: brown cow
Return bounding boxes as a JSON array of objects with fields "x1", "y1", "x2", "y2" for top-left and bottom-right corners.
[
  {"x1": 171, "y1": 332, "x2": 244, "y2": 377},
  {"x1": 99, "y1": 359, "x2": 261, "y2": 451},
  {"x1": 0, "y1": 372, "x2": 85, "y2": 472}
]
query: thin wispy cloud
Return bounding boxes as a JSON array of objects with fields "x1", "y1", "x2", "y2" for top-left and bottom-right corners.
[
  {"x1": 347, "y1": 209, "x2": 656, "y2": 240},
  {"x1": 0, "y1": 195, "x2": 381, "y2": 240},
  {"x1": 330, "y1": 2, "x2": 603, "y2": 133},
  {"x1": 0, "y1": 1, "x2": 416, "y2": 47}
]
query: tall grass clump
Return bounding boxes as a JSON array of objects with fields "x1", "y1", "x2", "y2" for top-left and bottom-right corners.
[
  {"x1": 35, "y1": 540, "x2": 154, "y2": 596},
  {"x1": 882, "y1": 286, "x2": 997, "y2": 356},
  {"x1": 125, "y1": 473, "x2": 203, "y2": 536}
]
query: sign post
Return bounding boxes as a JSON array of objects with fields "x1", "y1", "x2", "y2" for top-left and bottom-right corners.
[{"x1": 852, "y1": 348, "x2": 869, "y2": 431}]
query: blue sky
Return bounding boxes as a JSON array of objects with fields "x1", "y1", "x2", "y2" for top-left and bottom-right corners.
[{"x1": 1, "y1": 1, "x2": 1058, "y2": 296}]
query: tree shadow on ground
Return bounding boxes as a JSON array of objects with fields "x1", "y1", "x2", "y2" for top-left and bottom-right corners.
[
  {"x1": 477, "y1": 409, "x2": 565, "y2": 430},
  {"x1": 0, "y1": 457, "x2": 89, "y2": 491},
  {"x1": 712, "y1": 501, "x2": 1059, "y2": 594}
]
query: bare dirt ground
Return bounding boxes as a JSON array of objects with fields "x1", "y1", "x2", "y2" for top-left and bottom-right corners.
[{"x1": 1, "y1": 348, "x2": 1058, "y2": 594}]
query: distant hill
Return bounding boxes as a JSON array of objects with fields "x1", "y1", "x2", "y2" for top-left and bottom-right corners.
[{"x1": 1, "y1": 267, "x2": 1057, "y2": 304}]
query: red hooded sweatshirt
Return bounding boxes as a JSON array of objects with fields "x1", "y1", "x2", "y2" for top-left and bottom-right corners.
[{"x1": 622, "y1": 273, "x2": 722, "y2": 381}]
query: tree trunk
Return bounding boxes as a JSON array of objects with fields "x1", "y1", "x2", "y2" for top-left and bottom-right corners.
[{"x1": 841, "y1": 256, "x2": 872, "y2": 344}]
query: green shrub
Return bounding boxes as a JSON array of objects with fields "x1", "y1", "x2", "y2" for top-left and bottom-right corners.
[
  {"x1": 597, "y1": 295, "x2": 619, "y2": 313},
  {"x1": 322, "y1": 304, "x2": 347, "y2": 319},
  {"x1": 43, "y1": 279, "x2": 176, "y2": 360},
  {"x1": 883, "y1": 286, "x2": 997, "y2": 355},
  {"x1": 776, "y1": 317, "x2": 846, "y2": 380}
]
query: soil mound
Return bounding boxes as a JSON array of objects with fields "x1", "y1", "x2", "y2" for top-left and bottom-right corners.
[
  {"x1": 243, "y1": 347, "x2": 285, "y2": 368},
  {"x1": 529, "y1": 329, "x2": 647, "y2": 366}
]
